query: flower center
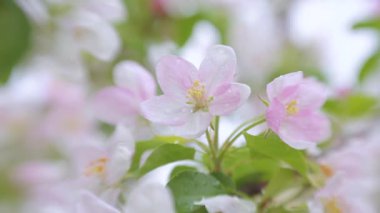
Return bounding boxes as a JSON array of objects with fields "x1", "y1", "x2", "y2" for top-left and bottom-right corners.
[
  {"x1": 286, "y1": 100, "x2": 299, "y2": 116},
  {"x1": 324, "y1": 198, "x2": 342, "y2": 213},
  {"x1": 186, "y1": 80, "x2": 213, "y2": 112},
  {"x1": 320, "y1": 164, "x2": 334, "y2": 178},
  {"x1": 84, "y1": 157, "x2": 108, "y2": 177}
]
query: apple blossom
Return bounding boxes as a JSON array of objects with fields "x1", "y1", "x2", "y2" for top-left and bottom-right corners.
[
  {"x1": 266, "y1": 71, "x2": 331, "y2": 149},
  {"x1": 58, "y1": 10, "x2": 121, "y2": 62},
  {"x1": 309, "y1": 175, "x2": 377, "y2": 213},
  {"x1": 141, "y1": 45, "x2": 251, "y2": 137},
  {"x1": 311, "y1": 134, "x2": 380, "y2": 213},
  {"x1": 72, "y1": 125, "x2": 134, "y2": 188},
  {"x1": 93, "y1": 61, "x2": 156, "y2": 140}
]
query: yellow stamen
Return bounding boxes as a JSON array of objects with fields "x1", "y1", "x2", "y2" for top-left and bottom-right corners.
[
  {"x1": 286, "y1": 100, "x2": 299, "y2": 116},
  {"x1": 324, "y1": 198, "x2": 342, "y2": 213},
  {"x1": 320, "y1": 164, "x2": 334, "y2": 178},
  {"x1": 186, "y1": 80, "x2": 213, "y2": 112},
  {"x1": 84, "y1": 157, "x2": 108, "y2": 177}
]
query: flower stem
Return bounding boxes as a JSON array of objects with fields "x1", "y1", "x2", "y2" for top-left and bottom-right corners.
[
  {"x1": 224, "y1": 116, "x2": 264, "y2": 144},
  {"x1": 213, "y1": 116, "x2": 220, "y2": 154},
  {"x1": 218, "y1": 116, "x2": 266, "y2": 164},
  {"x1": 206, "y1": 128, "x2": 218, "y2": 170}
]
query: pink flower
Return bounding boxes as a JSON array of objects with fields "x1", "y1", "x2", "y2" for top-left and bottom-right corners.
[
  {"x1": 93, "y1": 61, "x2": 156, "y2": 140},
  {"x1": 72, "y1": 125, "x2": 134, "y2": 188},
  {"x1": 266, "y1": 71, "x2": 331, "y2": 149},
  {"x1": 141, "y1": 45, "x2": 251, "y2": 137},
  {"x1": 309, "y1": 175, "x2": 377, "y2": 213}
]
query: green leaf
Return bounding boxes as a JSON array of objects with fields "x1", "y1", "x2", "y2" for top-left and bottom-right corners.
[
  {"x1": 167, "y1": 171, "x2": 226, "y2": 213},
  {"x1": 222, "y1": 147, "x2": 278, "y2": 181},
  {"x1": 245, "y1": 133, "x2": 308, "y2": 176},
  {"x1": 0, "y1": 1, "x2": 31, "y2": 84},
  {"x1": 129, "y1": 140, "x2": 165, "y2": 172},
  {"x1": 220, "y1": 147, "x2": 279, "y2": 196},
  {"x1": 264, "y1": 168, "x2": 303, "y2": 199},
  {"x1": 170, "y1": 165, "x2": 198, "y2": 179},
  {"x1": 191, "y1": 206, "x2": 208, "y2": 213},
  {"x1": 358, "y1": 50, "x2": 380, "y2": 83},
  {"x1": 267, "y1": 204, "x2": 309, "y2": 213},
  {"x1": 129, "y1": 136, "x2": 188, "y2": 172},
  {"x1": 353, "y1": 17, "x2": 380, "y2": 31},
  {"x1": 324, "y1": 93, "x2": 378, "y2": 118},
  {"x1": 211, "y1": 172, "x2": 236, "y2": 192},
  {"x1": 138, "y1": 144, "x2": 195, "y2": 176}
]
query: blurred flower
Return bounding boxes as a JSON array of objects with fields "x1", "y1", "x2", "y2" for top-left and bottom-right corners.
[
  {"x1": 142, "y1": 45, "x2": 250, "y2": 138},
  {"x1": 309, "y1": 128, "x2": 380, "y2": 213},
  {"x1": 309, "y1": 175, "x2": 377, "y2": 213},
  {"x1": 58, "y1": 10, "x2": 121, "y2": 62},
  {"x1": 16, "y1": 0, "x2": 49, "y2": 24},
  {"x1": 72, "y1": 125, "x2": 134, "y2": 188},
  {"x1": 16, "y1": 0, "x2": 125, "y2": 82},
  {"x1": 195, "y1": 195, "x2": 256, "y2": 213},
  {"x1": 78, "y1": 0, "x2": 127, "y2": 23},
  {"x1": 76, "y1": 190, "x2": 119, "y2": 213},
  {"x1": 93, "y1": 61, "x2": 156, "y2": 140},
  {"x1": 266, "y1": 71, "x2": 331, "y2": 149}
]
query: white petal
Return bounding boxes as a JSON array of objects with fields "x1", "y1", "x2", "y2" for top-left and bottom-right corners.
[
  {"x1": 76, "y1": 191, "x2": 120, "y2": 213},
  {"x1": 64, "y1": 10, "x2": 120, "y2": 61},
  {"x1": 113, "y1": 61, "x2": 156, "y2": 100},
  {"x1": 16, "y1": 0, "x2": 49, "y2": 24},
  {"x1": 92, "y1": 87, "x2": 139, "y2": 125},
  {"x1": 156, "y1": 55, "x2": 197, "y2": 100},
  {"x1": 195, "y1": 195, "x2": 256, "y2": 213},
  {"x1": 199, "y1": 45, "x2": 237, "y2": 93},
  {"x1": 106, "y1": 125, "x2": 135, "y2": 184},
  {"x1": 81, "y1": 0, "x2": 126, "y2": 22},
  {"x1": 209, "y1": 83, "x2": 251, "y2": 116},
  {"x1": 124, "y1": 182, "x2": 175, "y2": 213},
  {"x1": 108, "y1": 125, "x2": 135, "y2": 151},
  {"x1": 141, "y1": 95, "x2": 191, "y2": 125},
  {"x1": 105, "y1": 145, "x2": 133, "y2": 185},
  {"x1": 157, "y1": 111, "x2": 212, "y2": 138},
  {"x1": 266, "y1": 71, "x2": 303, "y2": 102}
]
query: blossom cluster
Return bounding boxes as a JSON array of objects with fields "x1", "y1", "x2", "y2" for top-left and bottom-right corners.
[{"x1": 1, "y1": 0, "x2": 380, "y2": 213}]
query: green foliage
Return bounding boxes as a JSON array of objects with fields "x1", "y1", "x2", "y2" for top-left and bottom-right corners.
[
  {"x1": 138, "y1": 143, "x2": 195, "y2": 176},
  {"x1": 263, "y1": 168, "x2": 303, "y2": 199},
  {"x1": 324, "y1": 93, "x2": 378, "y2": 119},
  {"x1": 167, "y1": 171, "x2": 226, "y2": 213},
  {"x1": 129, "y1": 136, "x2": 189, "y2": 172},
  {"x1": 221, "y1": 146, "x2": 279, "y2": 195},
  {"x1": 358, "y1": 50, "x2": 380, "y2": 83},
  {"x1": 353, "y1": 17, "x2": 380, "y2": 84},
  {"x1": 211, "y1": 172, "x2": 236, "y2": 192},
  {"x1": 170, "y1": 11, "x2": 229, "y2": 46},
  {"x1": 0, "y1": 171, "x2": 22, "y2": 202},
  {"x1": 353, "y1": 17, "x2": 380, "y2": 31},
  {"x1": 170, "y1": 165, "x2": 198, "y2": 179},
  {"x1": 119, "y1": 0, "x2": 228, "y2": 66},
  {"x1": 129, "y1": 139, "x2": 165, "y2": 172},
  {"x1": 245, "y1": 133, "x2": 308, "y2": 176},
  {"x1": 0, "y1": 1, "x2": 31, "y2": 84},
  {"x1": 267, "y1": 205, "x2": 308, "y2": 213}
]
